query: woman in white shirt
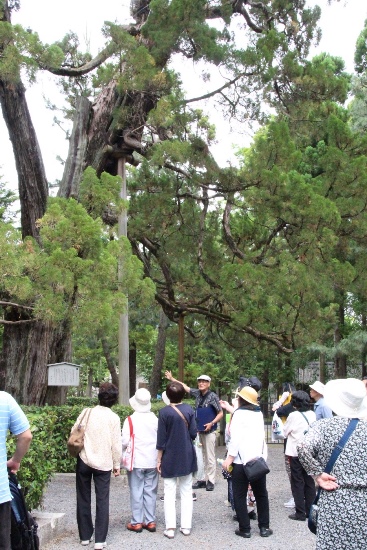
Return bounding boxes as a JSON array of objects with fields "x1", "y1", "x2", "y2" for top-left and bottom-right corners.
[
  {"x1": 283, "y1": 390, "x2": 316, "y2": 522},
  {"x1": 222, "y1": 386, "x2": 272, "y2": 539},
  {"x1": 122, "y1": 388, "x2": 158, "y2": 533}
]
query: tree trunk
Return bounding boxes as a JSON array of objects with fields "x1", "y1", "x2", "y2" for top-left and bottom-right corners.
[
  {"x1": 101, "y1": 337, "x2": 119, "y2": 387},
  {"x1": 334, "y1": 301, "x2": 347, "y2": 378},
  {"x1": 149, "y1": 309, "x2": 169, "y2": 398}
]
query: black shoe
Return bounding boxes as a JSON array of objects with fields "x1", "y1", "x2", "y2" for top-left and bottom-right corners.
[
  {"x1": 235, "y1": 529, "x2": 251, "y2": 538},
  {"x1": 206, "y1": 481, "x2": 214, "y2": 491},
  {"x1": 248, "y1": 510, "x2": 257, "y2": 520},
  {"x1": 192, "y1": 493, "x2": 197, "y2": 501},
  {"x1": 288, "y1": 513, "x2": 306, "y2": 521},
  {"x1": 259, "y1": 528, "x2": 273, "y2": 537},
  {"x1": 192, "y1": 480, "x2": 206, "y2": 489}
]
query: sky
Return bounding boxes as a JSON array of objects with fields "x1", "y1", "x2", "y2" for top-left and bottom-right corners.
[{"x1": 1, "y1": 0, "x2": 367, "y2": 190}]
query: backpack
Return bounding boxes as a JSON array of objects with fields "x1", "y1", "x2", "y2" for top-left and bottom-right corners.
[{"x1": 8, "y1": 471, "x2": 39, "y2": 550}]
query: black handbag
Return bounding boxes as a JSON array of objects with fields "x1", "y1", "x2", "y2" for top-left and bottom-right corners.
[
  {"x1": 308, "y1": 418, "x2": 359, "y2": 535},
  {"x1": 243, "y1": 456, "x2": 270, "y2": 482}
]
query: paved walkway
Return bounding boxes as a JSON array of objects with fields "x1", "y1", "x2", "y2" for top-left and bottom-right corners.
[{"x1": 39, "y1": 445, "x2": 316, "y2": 549}]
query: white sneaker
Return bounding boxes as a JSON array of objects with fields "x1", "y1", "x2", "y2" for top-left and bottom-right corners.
[
  {"x1": 164, "y1": 529, "x2": 175, "y2": 539},
  {"x1": 94, "y1": 544, "x2": 106, "y2": 550},
  {"x1": 284, "y1": 497, "x2": 295, "y2": 508},
  {"x1": 81, "y1": 537, "x2": 93, "y2": 546},
  {"x1": 180, "y1": 528, "x2": 191, "y2": 536}
]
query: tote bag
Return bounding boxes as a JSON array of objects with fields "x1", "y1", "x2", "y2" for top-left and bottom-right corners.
[{"x1": 121, "y1": 416, "x2": 135, "y2": 471}]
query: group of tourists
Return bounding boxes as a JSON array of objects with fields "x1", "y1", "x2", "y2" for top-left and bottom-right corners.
[{"x1": 1, "y1": 372, "x2": 367, "y2": 550}]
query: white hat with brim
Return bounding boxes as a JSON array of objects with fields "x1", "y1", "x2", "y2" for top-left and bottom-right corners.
[
  {"x1": 162, "y1": 391, "x2": 170, "y2": 405},
  {"x1": 236, "y1": 386, "x2": 258, "y2": 407},
  {"x1": 129, "y1": 388, "x2": 152, "y2": 413},
  {"x1": 323, "y1": 378, "x2": 367, "y2": 418},
  {"x1": 197, "y1": 375, "x2": 211, "y2": 382},
  {"x1": 309, "y1": 381, "x2": 325, "y2": 395}
]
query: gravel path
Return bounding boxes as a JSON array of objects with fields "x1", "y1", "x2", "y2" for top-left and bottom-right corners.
[{"x1": 38, "y1": 444, "x2": 316, "y2": 550}]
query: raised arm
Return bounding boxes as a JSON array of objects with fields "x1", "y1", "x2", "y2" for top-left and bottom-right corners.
[{"x1": 165, "y1": 370, "x2": 191, "y2": 394}]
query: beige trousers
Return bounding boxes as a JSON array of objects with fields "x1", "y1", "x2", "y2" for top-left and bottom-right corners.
[{"x1": 199, "y1": 431, "x2": 216, "y2": 484}]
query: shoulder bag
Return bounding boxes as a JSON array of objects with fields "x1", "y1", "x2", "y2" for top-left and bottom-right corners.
[
  {"x1": 67, "y1": 408, "x2": 92, "y2": 458},
  {"x1": 239, "y1": 440, "x2": 270, "y2": 483},
  {"x1": 308, "y1": 418, "x2": 359, "y2": 535},
  {"x1": 121, "y1": 416, "x2": 135, "y2": 471}
]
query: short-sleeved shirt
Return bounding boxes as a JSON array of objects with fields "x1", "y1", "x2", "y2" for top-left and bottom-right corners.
[
  {"x1": 156, "y1": 403, "x2": 197, "y2": 477},
  {"x1": 0, "y1": 392, "x2": 30, "y2": 504},
  {"x1": 189, "y1": 388, "x2": 222, "y2": 433},
  {"x1": 314, "y1": 397, "x2": 333, "y2": 420}
]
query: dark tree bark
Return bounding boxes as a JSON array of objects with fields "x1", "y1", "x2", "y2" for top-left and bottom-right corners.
[
  {"x1": 101, "y1": 337, "x2": 119, "y2": 388},
  {"x1": 149, "y1": 309, "x2": 169, "y2": 397},
  {"x1": 0, "y1": 2, "x2": 71, "y2": 404}
]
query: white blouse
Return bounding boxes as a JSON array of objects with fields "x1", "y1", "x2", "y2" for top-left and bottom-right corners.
[
  {"x1": 227, "y1": 408, "x2": 267, "y2": 465},
  {"x1": 122, "y1": 411, "x2": 158, "y2": 468}
]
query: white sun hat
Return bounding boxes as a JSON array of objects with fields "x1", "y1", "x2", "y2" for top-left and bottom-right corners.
[
  {"x1": 162, "y1": 391, "x2": 170, "y2": 405},
  {"x1": 129, "y1": 388, "x2": 152, "y2": 413},
  {"x1": 323, "y1": 378, "x2": 367, "y2": 418},
  {"x1": 309, "y1": 381, "x2": 326, "y2": 395}
]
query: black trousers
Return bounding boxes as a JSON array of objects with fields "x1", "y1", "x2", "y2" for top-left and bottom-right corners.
[
  {"x1": 232, "y1": 463, "x2": 270, "y2": 531},
  {"x1": 76, "y1": 457, "x2": 112, "y2": 543},
  {"x1": 0, "y1": 501, "x2": 11, "y2": 550},
  {"x1": 289, "y1": 456, "x2": 316, "y2": 518}
]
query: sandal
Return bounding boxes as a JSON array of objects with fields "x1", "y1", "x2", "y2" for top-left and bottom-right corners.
[{"x1": 164, "y1": 529, "x2": 175, "y2": 539}]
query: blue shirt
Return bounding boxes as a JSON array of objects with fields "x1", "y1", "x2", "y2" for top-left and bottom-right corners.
[
  {"x1": 0, "y1": 392, "x2": 30, "y2": 503},
  {"x1": 314, "y1": 397, "x2": 333, "y2": 420}
]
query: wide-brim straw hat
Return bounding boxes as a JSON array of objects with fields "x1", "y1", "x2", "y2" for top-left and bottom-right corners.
[
  {"x1": 129, "y1": 388, "x2": 152, "y2": 412},
  {"x1": 323, "y1": 378, "x2": 367, "y2": 418},
  {"x1": 236, "y1": 386, "x2": 258, "y2": 406}
]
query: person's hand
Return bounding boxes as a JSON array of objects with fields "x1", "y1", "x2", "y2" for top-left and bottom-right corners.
[
  {"x1": 222, "y1": 457, "x2": 233, "y2": 472},
  {"x1": 165, "y1": 370, "x2": 173, "y2": 381},
  {"x1": 316, "y1": 472, "x2": 338, "y2": 491},
  {"x1": 219, "y1": 400, "x2": 234, "y2": 414},
  {"x1": 113, "y1": 468, "x2": 120, "y2": 477},
  {"x1": 7, "y1": 458, "x2": 21, "y2": 474},
  {"x1": 203, "y1": 422, "x2": 213, "y2": 432},
  {"x1": 157, "y1": 462, "x2": 162, "y2": 474}
]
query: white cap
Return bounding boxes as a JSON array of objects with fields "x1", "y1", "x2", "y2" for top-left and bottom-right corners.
[
  {"x1": 197, "y1": 375, "x2": 211, "y2": 382},
  {"x1": 309, "y1": 381, "x2": 325, "y2": 395}
]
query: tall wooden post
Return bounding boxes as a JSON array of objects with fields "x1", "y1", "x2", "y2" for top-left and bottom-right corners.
[
  {"x1": 178, "y1": 314, "x2": 184, "y2": 382},
  {"x1": 118, "y1": 156, "x2": 130, "y2": 404}
]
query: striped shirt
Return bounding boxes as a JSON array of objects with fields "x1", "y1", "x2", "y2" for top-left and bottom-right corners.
[{"x1": 0, "y1": 392, "x2": 30, "y2": 503}]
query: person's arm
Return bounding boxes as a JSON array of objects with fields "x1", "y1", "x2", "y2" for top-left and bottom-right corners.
[
  {"x1": 219, "y1": 400, "x2": 234, "y2": 414},
  {"x1": 164, "y1": 370, "x2": 191, "y2": 394},
  {"x1": 156, "y1": 449, "x2": 163, "y2": 474},
  {"x1": 7, "y1": 429, "x2": 32, "y2": 473},
  {"x1": 203, "y1": 397, "x2": 223, "y2": 432}
]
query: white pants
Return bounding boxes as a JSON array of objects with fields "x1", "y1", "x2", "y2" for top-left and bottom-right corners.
[{"x1": 163, "y1": 474, "x2": 193, "y2": 529}]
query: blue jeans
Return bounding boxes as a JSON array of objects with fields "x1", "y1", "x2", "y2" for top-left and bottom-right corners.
[
  {"x1": 232, "y1": 463, "x2": 270, "y2": 531},
  {"x1": 127, "y1": 468, "x2": 158, "y2": 524},
  {"x1": 76, "y1": 457, "x2": 111, "y2": 543}
]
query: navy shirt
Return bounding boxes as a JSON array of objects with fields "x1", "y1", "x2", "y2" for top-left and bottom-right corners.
[{"x1": 157, "y1": 403, "x2": 197, "y2": 478}]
